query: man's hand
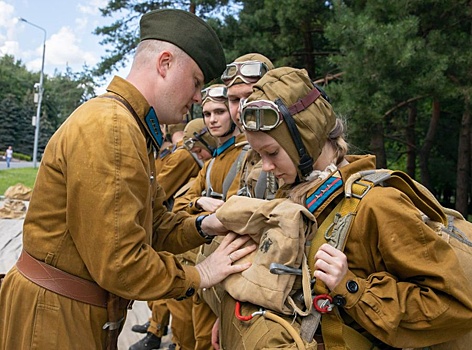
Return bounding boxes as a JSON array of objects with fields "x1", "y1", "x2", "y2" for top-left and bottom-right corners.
[{"x1": 195, "y1": 233, "x2": 256, "y2": 289}]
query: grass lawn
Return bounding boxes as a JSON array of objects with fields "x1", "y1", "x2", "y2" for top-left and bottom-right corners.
[{"x1": 0, "y1": 168, "x2": 39, "y2": 195}]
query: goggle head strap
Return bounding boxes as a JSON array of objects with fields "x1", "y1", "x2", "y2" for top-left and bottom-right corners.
[
  {"x1": 276, "y1": 87, "x2": 322, "y2": 179},
  {"x1": 193, "y1": 128, "x2": 216, "y2": 155}
]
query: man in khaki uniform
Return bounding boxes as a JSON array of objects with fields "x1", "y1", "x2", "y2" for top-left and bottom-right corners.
[
  {"x1": 223, "y1": 53, "x2": 278, "y2": 199},
  {"x1": 0, "y1": 9, "x2": 256, "y2": 350}
]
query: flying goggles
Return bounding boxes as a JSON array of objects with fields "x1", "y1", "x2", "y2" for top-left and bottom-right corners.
[
  {"x1": 201, "y1": 86, "x2": 227, "y2": 104},
  {"x1": 221, "y1": 61, "x2": 269, "y2": 86},
  {"x1": 240, "y1": 88, "x2": 322, "y2": 178},
  {"x1": 183, "y1": 127, "x2": 216, "y2": 155}
]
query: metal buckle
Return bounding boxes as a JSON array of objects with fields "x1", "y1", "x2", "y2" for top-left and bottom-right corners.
[{"x1": 351, "y1": 181, "x2": 372, "y2": 199}]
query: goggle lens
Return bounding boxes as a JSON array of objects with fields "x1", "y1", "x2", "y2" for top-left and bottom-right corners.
[
  {"x1": 221, "y1": 61, "x2": 269, "y2": 85},
  {"x1": 201, "y1": 86, "x2": 227, "y2": 102},
  {"x1": 241, "y1": 101, "x2": 282, "y2": 131},
  {"x1": 184, "y1": 138, "x2": 196, "y2": 150}
]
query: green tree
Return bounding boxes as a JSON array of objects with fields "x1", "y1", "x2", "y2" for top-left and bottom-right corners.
[
  {"x1": 0, "y1": 94, "x2": 20, "y2": 149},
  {"x1": 325, "y1": 0, "x2": 471, "y2": 214},
  {"x1": 217, "y1": 0, "x2": 336, "y2": 78}
]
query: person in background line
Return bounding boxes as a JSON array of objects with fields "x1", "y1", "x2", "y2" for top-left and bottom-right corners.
[
  {"x1": 224, "y1": 53, "x2": 279, "y2": 200},
  {"x1": 4, "y1": 146, "x2": 13, "y2": 168},
  {"x1": 172, "y1": 84, "x2": 246, "y2": 348},
  {"x1": 0, "y1": 9, "x2": 256, "y2": 350},
  {"x1": 168, "y1": 118, "x2": 219, "y2": 350},
  {"x1": 206, "y1": 67, "x2": 472, "y2": 349}
]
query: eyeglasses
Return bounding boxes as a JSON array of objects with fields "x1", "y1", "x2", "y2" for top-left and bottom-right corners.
[
  {"x1": 221, "y1": 61, "x2": 269, "y2": 86},
  {"x1": 201, "y1": 86, "x2": 227, "y2": 103}
]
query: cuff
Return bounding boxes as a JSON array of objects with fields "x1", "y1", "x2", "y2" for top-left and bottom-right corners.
[
  {"x1": 187, "y1": 197, "x2": 204, "y2": 214},
  {"x1": 175, "y1": 266, "x2": 201, "y2": 301},
  {"x1": 330, "y1": 270, "x2": 365, "y2": 309}
]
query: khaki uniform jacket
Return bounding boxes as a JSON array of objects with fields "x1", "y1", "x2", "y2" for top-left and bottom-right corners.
[
  {"x1": 156, "y1": 141, "x2": 200, "y2": 202},
  {"x1": 328, "y1": 155, "x2": 472, "y2": 347},
  {"x1": 172, "y1": 133, "x2": 247, "y2": 213},
  {"x1": 0, "y1": 76, "x2": 207, "y2": 349},
  {"x1": 214, "y1": 155, "x2": 472, "y2": 349}
]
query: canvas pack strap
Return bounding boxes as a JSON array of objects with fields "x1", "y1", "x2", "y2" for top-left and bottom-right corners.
[{"x1": 301, "y1": 176, "x2": 374, "y2": 348}]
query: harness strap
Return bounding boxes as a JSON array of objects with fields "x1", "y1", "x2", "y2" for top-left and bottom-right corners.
[
  {"x1": 204, "y1": 158, "x2": 216, "y2": 197},
  {"x1": 301, "y1": 178, "x2": 372, "y2": 347},
  {"x1": 204, "y1": 145, "x2": 249, "y2": 200}
]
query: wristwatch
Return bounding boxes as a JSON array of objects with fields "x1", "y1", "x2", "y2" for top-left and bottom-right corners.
[{"x1": 195, "y1": 215, "x2": 214, "y2": 242}]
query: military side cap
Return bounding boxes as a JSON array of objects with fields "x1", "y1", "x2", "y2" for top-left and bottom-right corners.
[{"x1": 140, "y1": 9, "x2": 226, "y2": 84}]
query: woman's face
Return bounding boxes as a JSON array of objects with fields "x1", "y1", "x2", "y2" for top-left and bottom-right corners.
[
  {"x1": 245, "y1": 131, "x2": 298, "y2": 185},
  {"x1": 202, "y1": 101, "x2": 232, "y2": 140},
  {"x1": 191, "y1": 146, "x2": 212, "y2": 161}
]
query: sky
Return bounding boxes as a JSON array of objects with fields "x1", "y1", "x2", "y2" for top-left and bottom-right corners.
[{"x1": 0, "y1": 0, "x2": 131, "y2": 93}]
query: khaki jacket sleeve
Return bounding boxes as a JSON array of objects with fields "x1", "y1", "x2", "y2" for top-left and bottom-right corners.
[
  {"x1": 156, "y1": 149, "x2": 199, "y2": 201},
  {"x1": 331, "y1": 187, "x2": 472, "y2": 347},
  {"x1": 29, "y1": 99, "x2": 203, "y2": 302},
  {"x1": 172, "y1": 164, "x2": 208, "y2": 214}
]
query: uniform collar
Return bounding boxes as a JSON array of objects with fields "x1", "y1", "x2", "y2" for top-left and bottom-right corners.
[
  {"x1": 213, "y1": 136, "x2": 235, "y2": 156},
  {"x1": 105, "y1": 76, "x2": 164, "y2": 150}
]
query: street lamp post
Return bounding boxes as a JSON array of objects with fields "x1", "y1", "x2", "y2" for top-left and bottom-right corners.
[{"x1": 19, "y1": 18, "x2": 46, "y2": 168}]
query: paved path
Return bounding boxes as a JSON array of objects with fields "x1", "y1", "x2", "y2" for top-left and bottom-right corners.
[
  {"x1": 0, "y1": 199, "x2": 174, "y2": 349},
  {"x1": 0, "y1": 160, "x2": 36, "y2": 170}
]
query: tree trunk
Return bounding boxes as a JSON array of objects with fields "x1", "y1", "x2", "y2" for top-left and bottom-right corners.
[
  {"x1": 419, "y1": 99, "x2": 440, "y2": 191},
  {"x1": 302, "y1": 20, "x2": 315, "y2": 77},
  {"x1": 455, "y1": 97, "x2": 471, "y2": 216},
  {"x1": 370, "y1": 123, "x2": 386, "y2": 168},
  {"x1": 189, "y1": 1, "x2": 196, "y2": 14},
  {"x1": 406, "y1": 103, "x2": 417, "y2": 178}
]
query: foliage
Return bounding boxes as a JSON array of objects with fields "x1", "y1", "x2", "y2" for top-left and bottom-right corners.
[
  {"x1": 324, "y1": 0, "x2": 471, "y2": 213},
  {"x1": 0, "y1": 167, "x2": 38, "y2": 195},
  {"x1": 216, "y1": 0, "x2": 336, "y2": 78},
  {"x1": 0, "y1": 55, "x2": 95, "y2": 159}
]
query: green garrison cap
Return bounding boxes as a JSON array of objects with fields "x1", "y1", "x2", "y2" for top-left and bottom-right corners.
[{"x1": 140, "y1": 9, "x2": 226, "y2": 84}]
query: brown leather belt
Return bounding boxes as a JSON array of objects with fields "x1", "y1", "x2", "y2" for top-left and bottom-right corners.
[{"x1": 16, "y1": 250, "x2": 129, "y2": 309}]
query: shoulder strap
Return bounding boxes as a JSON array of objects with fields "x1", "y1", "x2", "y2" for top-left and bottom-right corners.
[
  {"x1": 203, "y1": 158, "x2": 216, "y2": 197},
  {"x1": 188, "y1": 150, "x2": 204, "y2": 168},
  {"x1": 100, "y1": 94, "x2": 160, "y2": 152},
  {"x1": 221, "y1": 146, "x2": 249, "y2": 200},
  {"x1": 302, "y1": 176, "x2": 375, "y2": 346}
]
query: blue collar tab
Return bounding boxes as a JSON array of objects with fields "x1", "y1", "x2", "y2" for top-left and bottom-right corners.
[
  {"x1": 213, "y1": 136, "x2": 235, "y2": 156},
  {"x1": 305, "y1": 175, "x2": 343, "y2": 214},
  {"x1": 145, "y1": 107, "x2": 164, "y2": 148}
]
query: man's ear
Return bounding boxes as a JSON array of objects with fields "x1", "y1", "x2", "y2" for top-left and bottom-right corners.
[{"x1": 156, "y1": 51, "x2": 173, "y2": 78}]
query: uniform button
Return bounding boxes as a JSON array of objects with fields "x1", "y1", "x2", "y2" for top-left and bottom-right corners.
[
  {"x1": 332, "y1": 295, "x2": 346, "y2": 307},
  {"x1": 175, "y1": 287, "x2": 195, "y2": 301},
  {"x1": 185, "y1": 287, "x2": 195, "y2": 297},
  {"x1": 346, "y1": 280, "x2": 359, "y2": 293}
]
